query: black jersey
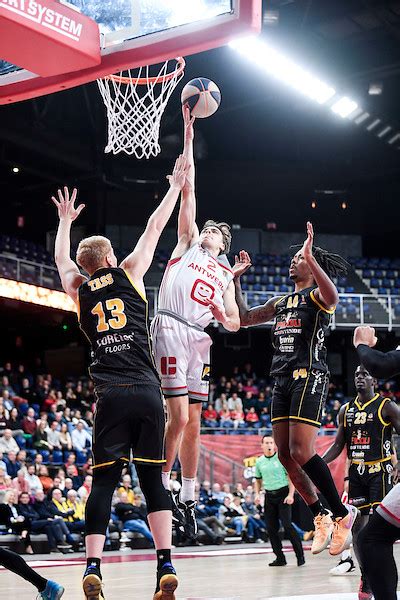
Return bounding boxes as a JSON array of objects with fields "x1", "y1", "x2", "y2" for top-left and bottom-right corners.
[
  {"x1": 78, "y1": 267, "x2": 160, "y2": 387},
  {"x1": 344, "y1": 394, "x2": 393, "y2": 463},
  {"x1": 270, "y1": 287, "x2": 333, "y2": 376}
]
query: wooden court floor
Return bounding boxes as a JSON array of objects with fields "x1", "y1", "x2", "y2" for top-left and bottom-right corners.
[{"x1": 0, "y1": 544, "x2": 399, "y2": 599}]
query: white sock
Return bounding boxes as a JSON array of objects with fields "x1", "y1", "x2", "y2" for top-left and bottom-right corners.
[
  {"x1": 181, "y1": 477, "x2": 196, "y2": 503},
  {"x1": 161, "y1": 471, "x2": 171, "y2": 491}
]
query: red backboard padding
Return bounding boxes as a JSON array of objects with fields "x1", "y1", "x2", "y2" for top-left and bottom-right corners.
[{"x1": 0, "y1": 0, "x2": 100, "y2": 77}]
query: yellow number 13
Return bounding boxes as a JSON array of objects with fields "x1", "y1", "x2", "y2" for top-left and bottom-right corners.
[{"x1": 92, "y1": 298, "x2": 127, "y2": 332}]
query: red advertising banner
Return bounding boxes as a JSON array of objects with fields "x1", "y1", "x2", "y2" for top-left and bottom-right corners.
[{"x1": 200, "y1": 434, "x2": 346, "y2": 495}]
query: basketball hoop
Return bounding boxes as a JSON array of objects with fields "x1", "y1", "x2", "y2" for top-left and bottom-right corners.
[{"x1": 97, "y1": 57, "x2": 185, "y2": 159}]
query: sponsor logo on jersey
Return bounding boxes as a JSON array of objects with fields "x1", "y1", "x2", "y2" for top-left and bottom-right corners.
[{"x1": 187, "y1": 261, "x2": 225, "y2": 291}]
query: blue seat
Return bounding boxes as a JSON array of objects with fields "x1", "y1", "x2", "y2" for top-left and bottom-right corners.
[
  {"x1": 39, "y1": 450, "x2": 50, "y2": 463},
  {"x1": 51, "y1": 450, "x2": 63, "y2": 465},
  {"x1": 76, "y1": 451, "x2": 87, "y2": 466}
]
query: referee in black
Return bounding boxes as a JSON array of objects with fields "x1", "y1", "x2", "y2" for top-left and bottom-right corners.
[{"x1": 255, "y1": 435, "x2": 305, "y2": 566}]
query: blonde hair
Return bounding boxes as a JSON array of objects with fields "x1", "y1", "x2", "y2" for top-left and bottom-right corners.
[
  {"x1": 76, "y1": 236, "x2": 112, "y2": 275},
  {"x1": 202, "y1": 220, "x2": 232, "y2": 254}
]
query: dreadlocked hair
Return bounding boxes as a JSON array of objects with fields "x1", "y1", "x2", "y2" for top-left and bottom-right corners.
[{"x1": 290, "y1": 245, "x2": 350, "y2": 277}]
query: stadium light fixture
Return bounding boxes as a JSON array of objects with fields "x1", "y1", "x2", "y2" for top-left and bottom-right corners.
[
  {"x1": 331, "y1": 97, "x2": 358, "y2": 119},
  {"x1": 229, "y1": 36, "x2": 335, "y2": 105},
  {"x1": 12, "y1": 166, "x2": 19, "y2": 173}
]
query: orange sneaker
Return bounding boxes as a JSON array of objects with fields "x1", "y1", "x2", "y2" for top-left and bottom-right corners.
[
  {"x1": 329, "y1": 505, "x2": 360, "y2": 556},
  {"x1": 311, "y1": 511, "x2": 333, "y2": 554}
]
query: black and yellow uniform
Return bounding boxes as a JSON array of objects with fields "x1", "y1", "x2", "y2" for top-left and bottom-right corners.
[
  {"x1": 344, "y1": 393, "x2": 394, "y2": 515},
  {"x1": 78, "y1": 267, "x2": 165, "y2": 468},
  {"x1": 271, "y1": 287, "x2": 333, "y2": 427}
]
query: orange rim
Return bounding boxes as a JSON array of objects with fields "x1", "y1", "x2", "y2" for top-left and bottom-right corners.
[{"x1": 105, "y1": 57, "x2": 185, "y2": 85}]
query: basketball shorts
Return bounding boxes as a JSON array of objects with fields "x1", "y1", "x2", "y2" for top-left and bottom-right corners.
[
  {"x1": 348, "y1": 461, "x2": 394, "y2": 515},
  {"x1": 92, "y1": 383, "x2": 166, "y2": 469},
  {"x1": 271, "y1": 369, "x2": 329, "y2": 428},
  {"x1": 151, "y1": 313, "x2": 212, "y2": 404}
]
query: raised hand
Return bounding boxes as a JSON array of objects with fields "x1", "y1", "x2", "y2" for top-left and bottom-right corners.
[
  {"x1": 301, "y1": 221, "x2": 314, "y2": 263},
  {"x1": 353, "y1": 326, "x2": 378, "y2": 348},
  {"x1": 51, "y1": 187, "x2": 85, "y2": 222},
  {"x1": 233, "y1": 250, "x2": 252, "y2": 279},
  {"x1": 167, "y1": 154, "x2": 190, "y2": 190}
]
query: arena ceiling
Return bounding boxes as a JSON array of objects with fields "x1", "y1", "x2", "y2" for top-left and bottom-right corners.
[{"x1": 1, "y1": 0, "x2": 400, "y2": 252}]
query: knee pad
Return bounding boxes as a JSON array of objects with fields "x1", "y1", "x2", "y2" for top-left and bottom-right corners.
[{"x1": 136, "y1": 464, "x2": 171, "y2": 514}]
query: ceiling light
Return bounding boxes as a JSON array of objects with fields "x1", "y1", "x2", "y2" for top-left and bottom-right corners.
[
  {"x1": 12, "y1": 166, "x2": 19, "y2": 173},
  {"x1": 229, "y1": 37, "x2": 336, "y2": 105},
  {"x1": 331, "y1": 97, "x2": 358, "y2": 118}
]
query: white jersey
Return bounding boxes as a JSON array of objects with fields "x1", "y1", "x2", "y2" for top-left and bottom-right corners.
[
  {"x1": 157, "y1": 243, "x2": 234, "y2": 329},
  {"x1": 377, "y1": 484, "x2": 400, "y2": 528}
]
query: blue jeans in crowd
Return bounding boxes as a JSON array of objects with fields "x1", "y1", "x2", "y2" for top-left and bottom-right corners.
[{"x1": 123, "y1": 519, "x2": 154, "y2": 542}]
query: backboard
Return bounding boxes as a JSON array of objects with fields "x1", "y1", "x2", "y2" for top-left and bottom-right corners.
[{"x1": 0, "y1": 0, "x2": 261, "y2": 104}]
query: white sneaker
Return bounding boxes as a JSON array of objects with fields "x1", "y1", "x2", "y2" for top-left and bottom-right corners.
[{"x1": 329, "y1": 557, "x2": 356, "y2": 576}]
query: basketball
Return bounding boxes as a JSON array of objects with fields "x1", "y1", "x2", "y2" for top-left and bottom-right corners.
[{"x1": 181, "y1": 77, "x2": 221, "y2": 118}]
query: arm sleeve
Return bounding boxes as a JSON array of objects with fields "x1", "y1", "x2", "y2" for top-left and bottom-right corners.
[{"x1": 356, "y1": 345, "x2": 400, "y2": 379}]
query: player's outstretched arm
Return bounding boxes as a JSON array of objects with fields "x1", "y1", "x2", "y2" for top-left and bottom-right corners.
[
  {"x1": 52, "y1": 186, "x2": 87, "y2": 303},
  {"x1": 120, "y1": 155, "x2": 190, "y2": 283},
  {"x1": 354, "y1": 327, "x2": 400, "y2": 378},
  {"x1": 322, "y1": 405, "x2": 346, "y2": 464},
  {"x1": 302, "y1": 222, "x2": 339, "y2": 310},
  {"x1": 171, "y1": 105, "x2": 199, "y2": 260}
]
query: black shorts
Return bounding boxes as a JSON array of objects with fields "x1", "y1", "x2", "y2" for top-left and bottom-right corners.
[
  {"x1": 348, "y1": 461, "x2": 394, "y2": 515},
  {"x1": 92, "y1": 383, "x2": 166, "y2": 469},
  {"x1": 271, "y1": 369, "x2": 329, "y2": 428}
]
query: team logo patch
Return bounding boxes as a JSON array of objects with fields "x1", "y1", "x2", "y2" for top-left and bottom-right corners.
[{"x1": 201, "y1": 364, "x2": 211, "y2": 381}]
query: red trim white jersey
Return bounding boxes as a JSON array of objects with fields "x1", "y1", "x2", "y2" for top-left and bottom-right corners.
[{"x1": 157, "y1": 244, "x2": 234, "y2": 328}]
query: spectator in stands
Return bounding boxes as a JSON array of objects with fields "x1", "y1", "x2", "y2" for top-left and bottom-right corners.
[
  {"x1": 243, "y1": 391, "x2": 256, "y2": 413},
  {"x1": 245, "y1": 407, "x2": 260, "y2": 428},
  {"x1": 47, "y1": 421, "x2": 61, "y2": 450},
  {"x1": 0, "y1": 405, "x2": 8, "y2": 433},
  {"x1": 64, "y1": 452, "x2": 78, "y2": 476},
  {"x1": 0, "y1": 451, "x2": 6, "y2": 473},
  {"x1": 259, "y1": 407, "x2": 271, "y2": 427},
  {"x1": 7, "y1": 407, "x2": 24, "y2": 439},
  {"x1": 46, "y1": 404, "x2": 58, "y2": 425},
  {"x1": 65, "y1": 464, "x2": 82, "y2": 489},
  {"x1": 33, "y1": 489, "x2": 74, "y2": 551},
  {"x1": 114, "y1": 492, "x2": 154, "y2": 543},
  {"x1": 0, "y1": 376, "x2": 16, "y2": 398},
  {"x1": 59, "y1": 423, "x2": 72, "y2": 451},
  {"x1": 1, "y1": 390, "x2": 14, "y2": 413},
  {"x1": 218, "y1": 495, "x2": 245, "y2": 535},
  {"x1": 322, "y1": 413, "x2": 336, "y2": 429},
  {"x1": 22, "y1": 407, "x2": 37, "y2": 437},
  {"x1": 12, "y1": 470, "x2": 31, "y2": 499},
  {"x1": 230, "y1": 407, "x2": 245, "y2": 430},
  {"x1": 0, "y1": 467, "x2": 8, "y2": 490},
  {"x1": 33, "y1": 420, "x2": 50, "y2": 450},
  {"x1": 0, "y1": 490, "x2": 33, "y2": 553},
  {"x1": 18, "y1": 491, "x2": 72, "y2": 554},
  {"x1": 77, "y1": 475, "x2": 92, "y2": 500},
  {"x1": 81, "y1": 456, "x2": 93, "y2": 478},
  {"x1": 71, "y1": 421, "x2": 91, "y2": 452},
  {"x1": 65, "y1": 489, "x2": 86, "y2": 533},
  {"x1": 4, "y1": 450, "x2": 20, "y2": 478},
  {"x1": 117, "y1": 474, "x2": 135, "y2": 504},
  {"x1": 219, "y1": 403, "x2": 233, "y2": 428},
  {"x1": 214, "y1": 392, "x2": 228, "y2": 413},
  {"x1": 228, "y1": 392, "x2": 243, "y2": 411},
  {"x1": 33, "y1": 453, "x2": 43, "y2": 475},
  {"x1": 234, "y1": 483, "x2": 245, "y2": 499},
  {"x1": 25, "y1": 464, "x2": 43, "y2": 497},
  {"x1": 254, "y1": 392, "x2": 269, "y2": 416},
  {"x1": 243, "y1": 493, "x2": 265, "y2": 542},
  {"x1": 211, "y1": 483, "x2": 225, "y2": 505},
  {"x1": 0, "y1": 429, "x2": 19, "y2": 454},
  {"x1": 38, "y1": 466, "x2": 54, "y2": 494},
  {"x1": 169, "y1": 471, "x2": 181, "y2": 493},
  {"x1": 61, "y1": 407, "x2": 72, "y2": 426},
  {"x1": 63, "y1": 478, "x2": 74, "y2": 497},
  {"x1": 203, "y1": 404, "x2": 218, "y2": 427},
  {"x1": 19, "y1": 378, "x2": 36, "y2": 404}
]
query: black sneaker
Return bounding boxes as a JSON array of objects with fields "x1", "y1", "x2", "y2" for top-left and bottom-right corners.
[
  {"x1": 182, "y1": 500, "x2": 198, "y2": 539},
  {"x1": 167, "y1": 491, "x2": 185, "y2": 532},
  {"x1": 153, "y1": 562, "x2": 178, "y2": 600},
  {"x1": 269, "y1": 557, "x2": 287, "y2": 567},
  {"x1": 297, "y1": 556, "x2": 306, "y2": 567}
]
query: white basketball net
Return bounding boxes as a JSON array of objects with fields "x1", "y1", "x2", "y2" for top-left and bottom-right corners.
[{"x1": 97, "y1": 58, "x2": 185, "y2": 159}]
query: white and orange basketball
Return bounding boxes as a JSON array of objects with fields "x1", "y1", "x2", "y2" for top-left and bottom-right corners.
[{"x1": 181, "y1": 77, "x2": 221, "y2": 118}]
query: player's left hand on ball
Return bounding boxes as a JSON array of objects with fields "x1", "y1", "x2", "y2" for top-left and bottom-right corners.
[
  {"x1": 208, "y1": 298, "x2": 227, "y2": 323},
  {"x1": 284, "y1": 495, "x2": 294, "y2": 505},
  {"x1": 233, "y1": 250, "x2": 252, "y2": 278},
  {"x1": 353, "y1": 325, "x2": 378, "y2": 348}
]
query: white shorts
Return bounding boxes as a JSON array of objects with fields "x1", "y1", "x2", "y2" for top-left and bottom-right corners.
[{"x1": 151, "y1": 313, "x2": 212, "y2": 403}]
